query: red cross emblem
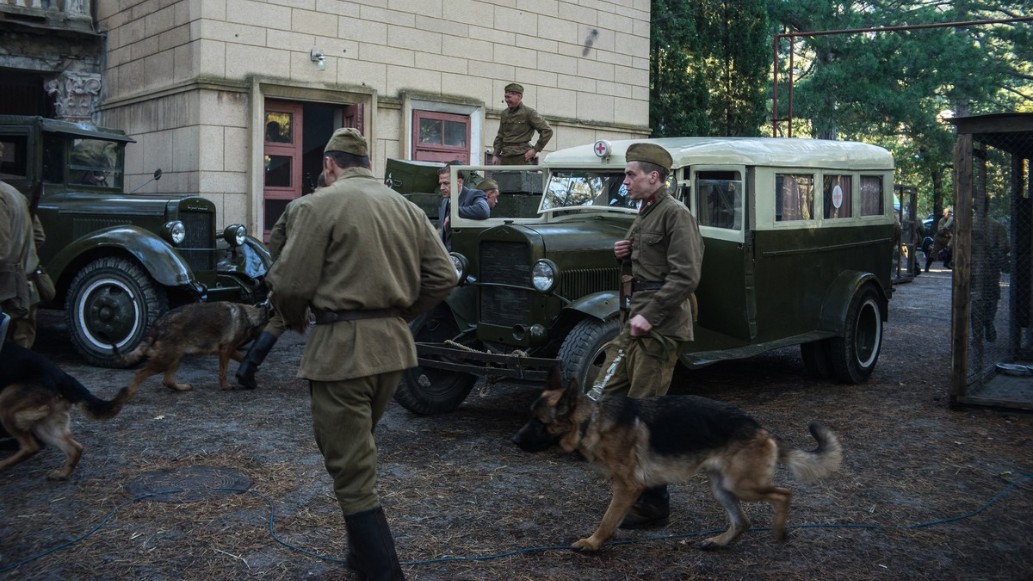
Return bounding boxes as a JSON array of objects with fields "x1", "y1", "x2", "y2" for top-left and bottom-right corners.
[{"x1": 594, "y1": 140, "x2": 610, "y2": 158}]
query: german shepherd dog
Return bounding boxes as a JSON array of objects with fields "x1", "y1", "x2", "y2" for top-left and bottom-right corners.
[
  {"x1": 513, "y1": 372, "x2": 843, "y2": 552},
  {"x1": 0, "y1": 343, "x2": 130, "y2": 480},
  {"x1": 110, "y1": 301, "x2": 269, "y2": 394}
]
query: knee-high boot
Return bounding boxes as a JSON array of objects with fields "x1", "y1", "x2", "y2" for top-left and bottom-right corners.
[
  {"x1": 344, "y1": 506, "x2": 405, "y2": 580},
  {"x1": 235, "y1": 331, "x2": 278, "y2": 390}
]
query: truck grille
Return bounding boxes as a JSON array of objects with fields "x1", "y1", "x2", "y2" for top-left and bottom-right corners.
[
  {"x1": 179, "y1": 210, "x2": 216, "y2": 273},
  {"x1": 480, "y1": 241, "x2": 530, "y2": 327},
  {"x1": 558, "y1": 267, "x2": 619, "y2": 300}
]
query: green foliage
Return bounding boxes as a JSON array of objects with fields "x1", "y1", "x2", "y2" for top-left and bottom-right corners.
[{"x1": 649, "y1": 0, "x2": 770, "y2": 137}]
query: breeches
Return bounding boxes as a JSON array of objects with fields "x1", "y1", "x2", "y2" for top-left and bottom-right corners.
[
  {"x1": 600, "y1": 328, "x2": 681, "y2": 398},
  {"x1": 309, "y1": 371, "x2": 402, "y2": 516}
]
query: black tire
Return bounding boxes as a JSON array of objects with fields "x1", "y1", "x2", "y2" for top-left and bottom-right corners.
[
  {"x1": 829, "y1": 284, "x2": 883, "y2": 384},
  {"x1": 557, "y1": 318, "x2": 621, "y2": 393},
  {"x1": 395, "y1": 305, "x2": 477, "y2": 415},
  {"x1": 66, "y1": 257, "x2": 168, "y2": 368},
  {"x1": 800, "y1": 339, "x2": 834, "y2": 380}
]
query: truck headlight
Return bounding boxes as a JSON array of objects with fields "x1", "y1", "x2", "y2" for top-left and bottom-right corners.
[
  {"x1": 450, "y1": 252, "x2": 469, "y2": 284},
  {"x1": 532, "y1": 259, "x2": 558, "y2": 292},
  {"x1": 163, "y1": 220, "x2": 186, "y2": 246},
  {"x1": 224, "y1": 224, "x2": 247, "y2": 247}
]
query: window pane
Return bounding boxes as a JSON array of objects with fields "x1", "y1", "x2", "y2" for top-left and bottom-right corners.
[
  {"x1": 444, "y1": 120, "x2": 467, "y2": 147},
  {"x1": 860, "y1": 176, "x2": 883, "y2": 216},
  {"x1": 696, "y1": 171, "x2": 743, "y2": 230},
  {"x1": 265, "y1": 154, "x2": 292, "y2": 188},
  {"x1": 265, "y1": 113, "x2": 292, "y2": 144},
  {"x1": 823, "y1": 175, "x2": 852, "y2": 219},
  {"x1": 419, "y1": 118, "x2": 442, "y2": 144},
  {"x1": 775, "y1": 174, "x2": 814, "y2": 221}
]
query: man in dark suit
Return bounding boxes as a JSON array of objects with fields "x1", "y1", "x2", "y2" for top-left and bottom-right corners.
[{"x1": 437, "y1": 164, "x2": 489, "y2": 249}]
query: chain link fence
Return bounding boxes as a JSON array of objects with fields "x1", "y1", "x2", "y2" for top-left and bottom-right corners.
[{"x1": 952, "y1": 115, "x2": 1033, "y2": 410}]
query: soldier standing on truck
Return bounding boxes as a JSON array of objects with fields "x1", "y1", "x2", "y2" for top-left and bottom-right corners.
[
  {"x1": 492, "y1": 83, "x2": 553, "y2": 165},
  {"x1": 597, "y1": 142, "x2": 705, "y2": 530}
]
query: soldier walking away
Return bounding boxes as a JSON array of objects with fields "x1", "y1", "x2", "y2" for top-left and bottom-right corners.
[
  {"x1": 267, "y1": 128, "x2": 457, "y2": 580},
  {"x1": 492, "y1": 83, "x2": 553, "y2": 165},
  {"x1": 596, "y1": 142, "x2": 705, "y2": 530}
]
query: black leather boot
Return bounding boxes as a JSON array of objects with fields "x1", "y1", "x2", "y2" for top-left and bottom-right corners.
[
  {"x1": 344, "y1": 506, "x2": 405, "y2": 580},
  {"x1": 235, "y1": 331, "x2": 278, "y2": 390},
  {"x1": 619, "y1": 485, "x2": 670, "y2": 530}
]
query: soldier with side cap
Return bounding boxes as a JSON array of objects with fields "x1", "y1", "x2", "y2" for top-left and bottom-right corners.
[
  {"x1": 268, "y1": 129, "x2": 457, "y2": 580},
  {"x1": 492, "y1": 83, "x2": 553, "y2": 165},
  {"x1": 597, "y1": 142, "x2": 705, "y2": 530}
]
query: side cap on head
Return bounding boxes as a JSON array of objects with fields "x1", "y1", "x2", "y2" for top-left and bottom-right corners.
[
  {"x1": 324, "y1": 127, "x2": 368, "y2": 156},
  {"x1": 625, "y1": 142, "x2": 672, "y2": 171},
  {"x1": 504, "y1": 82, "x2": 524, "y2": 95}
]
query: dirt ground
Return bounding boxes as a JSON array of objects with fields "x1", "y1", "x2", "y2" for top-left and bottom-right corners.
[{"x1": 2, "y1": 266, "x2": 1032, "y2": 580}]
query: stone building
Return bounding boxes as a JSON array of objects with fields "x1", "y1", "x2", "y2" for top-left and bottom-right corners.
[{"x1": 1, "y1": 0, "x2": 651, "y2": 237}]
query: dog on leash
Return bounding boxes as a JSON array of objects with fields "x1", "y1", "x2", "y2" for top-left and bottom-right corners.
[
  {"x1": 512, "y1": 371, "x2": 843, "y2": 552},
  {"x1": 110, "y1": 301, "x2": 269, "y2": 394},
  {"x1": 0, "y1": 343, "x2": 131, "y2": 480}
]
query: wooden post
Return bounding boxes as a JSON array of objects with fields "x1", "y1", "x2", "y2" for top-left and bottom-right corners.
[{"x1": 949, "y1": 133, "x2": 972, "y2": 406}]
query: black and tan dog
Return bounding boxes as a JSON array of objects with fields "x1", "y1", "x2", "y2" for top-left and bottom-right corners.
[
  {"x1": 0, "y1": 343, "x2": 130, "y2": 480},
  {"x1": 111, "y1": 301, "x2": 269, "y2": 394},
  {"x1": 513, "y1": 372, "x2": 843, "y2": 552}
]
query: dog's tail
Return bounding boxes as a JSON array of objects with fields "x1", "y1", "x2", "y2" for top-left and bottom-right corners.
[
  {"x1": 57, "y1": 375, "x2": 131, "y2": 420},
  {"x1": 102, "y1": 333, "x2": 150, "y2": 367},
  {"x1": 779, "y1": 422, "x2": 843, "y2": 482}
]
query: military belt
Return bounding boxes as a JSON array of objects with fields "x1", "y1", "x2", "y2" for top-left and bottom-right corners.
[
  {"x1": 632, "y1": 280, "x2": 665, "y2": 292},
  {"x1": 311, "y1": 307, "x2": 402, "y2": 325}
]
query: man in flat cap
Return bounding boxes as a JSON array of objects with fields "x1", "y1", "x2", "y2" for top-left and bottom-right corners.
[
  {"x1": 268, "y1": 127, "x2": 457, "y2": 580},
  {"x1": 492, "y1": 83, "x2": 553, "y2": 165},
  {"x1": 596, "y1": 141, "x2": 704, "y2": 530}
]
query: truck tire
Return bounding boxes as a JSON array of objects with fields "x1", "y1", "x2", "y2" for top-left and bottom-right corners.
[
  {"x1": 395, "y1": 305, "x2": 477, "y2": 415},
  {"x1": 66, "y1": 257, "x2": 168, "y2": 368},
  {"x1": 829, "y1": 284, "x2": 883, "y2": 384},
  {"x1": 800, "y1": 339, "x2": 834, "y2": 380},
  {"x1": 557, "y1": 318, "x2": 621, "y2": 393}
]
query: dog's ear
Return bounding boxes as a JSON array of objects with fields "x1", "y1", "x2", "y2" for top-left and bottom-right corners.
[{"x1": 556, "y1": 379, "x2": 581, "y2": 415}]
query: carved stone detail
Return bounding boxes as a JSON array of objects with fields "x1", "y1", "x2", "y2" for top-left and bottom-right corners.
[{"x1": 44, "y1": 72, "x2": 103, "y2": 124}]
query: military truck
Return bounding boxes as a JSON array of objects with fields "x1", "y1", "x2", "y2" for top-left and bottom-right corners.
[
  {"x1": 0, "y1": 115, "x2": 271, "y2": 366},
  {"x1": 394, "y1": 137, "x2": 896, "y2": 415}
]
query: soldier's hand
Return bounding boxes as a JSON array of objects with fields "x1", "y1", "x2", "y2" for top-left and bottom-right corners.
[
  {"x1": 614, "y1": 239, "x2": 632, "y2": 259},
  {"x1": 523, "y1": 148, "x2": 536, "y2": 162},
  {"x1": 628, "y1": 314, "x2": 652, "y2": 337}
]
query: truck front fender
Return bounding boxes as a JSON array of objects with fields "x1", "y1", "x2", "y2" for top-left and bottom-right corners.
[
  {"x1": 563, "y1": 290, "x2": 621, "y2": 322},
  {"x1": 48, "y1": 225, "x2": 195, "y2": 288},
  {"x1": 442, "y1": 284, "x2": 479, "y2": 330}
]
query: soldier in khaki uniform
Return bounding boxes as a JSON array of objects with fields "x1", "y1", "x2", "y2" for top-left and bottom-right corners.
[
  {"x1": 0, "y1": 158, "x2": 45, "y2": 348},
  {"x1": 268, "y1": 129, "x2": 457, "y2": 580},
  {"x1": 492, "y1": 83, "x2": 553, "y2": 165},
  {"x1": 598, "y1": 142, "x2": 704, "y2": 530}
]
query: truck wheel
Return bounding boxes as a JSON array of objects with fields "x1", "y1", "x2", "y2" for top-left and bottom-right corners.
[
  {"x1": 800, "y1": 339, "x2": 834, "y2": 380},
  {"x1": 558, "y1": 318, "x2": 621, "y2": 393},
  {"x1": 829, "y1": 284, "x2": 883, "y2": 384},
  {"x1": 395, "y1": 305, "x2": 477, "y2": 415},
  {"x1": 66, "y1": 257, "x2": 168, "y2": 368}
]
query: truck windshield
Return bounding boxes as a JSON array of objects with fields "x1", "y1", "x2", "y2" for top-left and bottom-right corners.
[
  {"x1": 68, "y1": 138, "x2": 123, "y2": 188},
  {"x1": 541, "y1": 170, "x2": 635, "y2": 212}
]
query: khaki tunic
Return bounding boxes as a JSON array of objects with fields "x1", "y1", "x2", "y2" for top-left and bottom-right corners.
[
  {"x1": 493, "y1": 103, "x2": 553, "y2": 159},
  {"x1": 0, "y1": 180, "x2": 33, "y2": 311},
  {"x1": 267, "y1": 167, "x2": 457, "y2": 381},
  {"x1": 625, "y1": 187, "x2": 704, "y2": 341}
]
